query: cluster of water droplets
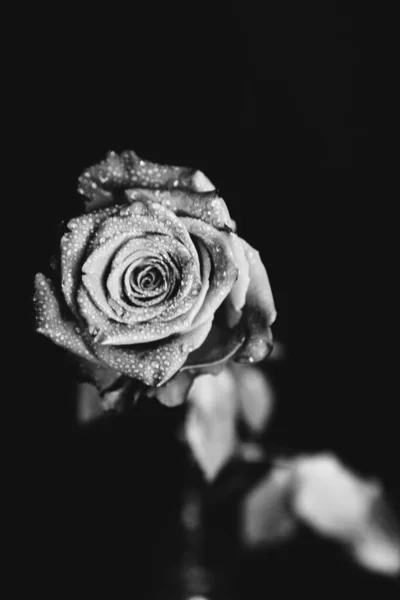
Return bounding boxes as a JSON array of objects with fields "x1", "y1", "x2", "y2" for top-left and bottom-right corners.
[
  {"x1": 77, "y1": 149, "x2": 196, "y2": 205},
  {"x1": 34, "y1": 273, "x2": 98, "y2": 363}
]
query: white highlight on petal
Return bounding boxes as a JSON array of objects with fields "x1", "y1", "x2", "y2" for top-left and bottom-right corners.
[{"x1": 191, "y1": 170, "x2": 215, "y2": 192}]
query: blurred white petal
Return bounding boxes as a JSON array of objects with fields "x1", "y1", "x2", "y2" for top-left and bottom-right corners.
[
  {"x1": 185, "y1": 369, "x2": 239, "y2": 481},
  {"x1": 185, "y1": 364, "x2": 275, "y2": 480},
  {"x1": 291, "y1": 453, "x2": 400, "y2": 575},
  {"x1": 241, "y1": 465, "x2": 298, "y2": 547},
  {"x1": 232, "y1": 363, "x2": 275, "y2": 434}
]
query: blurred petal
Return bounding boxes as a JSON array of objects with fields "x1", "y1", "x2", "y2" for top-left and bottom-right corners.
[
  {"x1": 34, "y1": 273, "x2": 99, "y2": 363},
  {"x1": 185, "y1": 369, "x2": 239, "y2": 481},
  {"x1": 231, "y1": 363, "x2": 275, "y2": 434},
  {"x1": 155, "y1": 371, "x2": 197, "y2": 407},
  {"x1": 234, "y1": 239, "x2": 277, "y2": 364},
  {"x1": 76, "y1": 356, "x2": 123, "y2": 393},
  {"x1": 291, "y1": 454, "x2": 383, "y2": 542},
  {"x1": 241, "y1": 466, "x2": 298, "y2": 547},
  {"x1": 76, "y1": 382, "x2": 105, "y2": 423}
]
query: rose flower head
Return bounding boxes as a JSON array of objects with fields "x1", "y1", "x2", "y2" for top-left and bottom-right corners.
[{"x1": 34, "y1": 150, "x2": 276, "y2": 409}]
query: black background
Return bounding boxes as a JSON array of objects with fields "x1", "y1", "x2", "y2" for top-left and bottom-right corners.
[{"x1": 23, "y1": 1, "x2": 399, "y2": 597}]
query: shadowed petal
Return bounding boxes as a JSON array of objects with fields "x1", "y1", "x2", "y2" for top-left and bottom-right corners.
[
  {"x1": 75, "y1": 356, "x2": 124, "y2": 394},
  {"x1": 234, "y1": 239, "x2": 277, "y2": 364},
  {"x1": 224, "y1": 234, "x2": 251, "y2": 327},
  {"x1": 179, "y1": 218, "x2": 239, "y2": 328},
  {"x1": 34, "y1": 273, "x2": 99, "y2": 363},
  {"x1": 154, "y1": 371, "x2": 197, "y2": 407},
  {"x1": 241, "y1": 466, "x2": 298, "y2": 548},
  {"x1": 182, "y1": 322, "x2": 246, "y2": 370}
]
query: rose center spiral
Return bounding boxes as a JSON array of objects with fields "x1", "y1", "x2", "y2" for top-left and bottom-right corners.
[{"x1": 122, "y1": 253, "x2": 181, "y2": 306}]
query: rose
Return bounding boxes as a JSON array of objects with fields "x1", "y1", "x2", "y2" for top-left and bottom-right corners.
[{"x1": 34, "y1": 150, "x2": 276, "y2": 407}]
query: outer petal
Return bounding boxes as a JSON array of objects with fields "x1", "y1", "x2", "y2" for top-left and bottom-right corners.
[
  {"x1": 191, "y1": 170, "x2": 215, "y2": 192},
  {"x1": 234, "y1": 239, "x2": 277, "y2": 364},
  {"x1": 83, "y1": 318, "x2": 214, "y2": 387},
  {"x1": 182, "y1": 240, "x2": 276, "y2": 370},
  {"x1": 34, "y1": 273, "x2": 99, "y2": 363},
  {"x1": 152, "y1": 189, "x2": 235, "y2": 231},
  {"x1": 178, "y1": 217, "x2": 239, "y2": 328},
  {"x1": 78, "y1": 150, "x2": 216, "y2": 212},
  {"x1": 60, "y1": 206, "x2": 118, "y2": 317},
  {"x1": 92, "y1": 200, "x2": 200, "y2": 267},
  {"x1": 224, "y1": 234, "x2": 251, "y2": 327},
  {"x1": 231, "y1": 363, "x2": 276, "y2": 434}
]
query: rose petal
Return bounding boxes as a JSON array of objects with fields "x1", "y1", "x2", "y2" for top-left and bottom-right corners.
[
  {"x1": 231, "y1": 363, "x2": 275, "y2": 434},
  {"x1": 179, "y1": 217, "x2": 239, "y2": 328},
  {"x1": 60, "y1": 207, "x2": 118, "y2": 317},
  {"x1": 78, "y1": 150, "x2": 204, "y2": 212},
  {"x1": 34, "y1": 273, "x2": 100, "y2": 363},
  {"x1": 85, "y1": 318, "x2": 214, "y2": 386},
  {"x1": 241, "y1": 465, "x2": 298, "y2": 548},
  {"x1": 224, "y1": 234, "x2": 251, "y2": 327},
  {"x1": 76, "y1": 356, "x2": 123, "y2": 394},
  {"x1": 191, "y1": 170, "x2": 215, "y2": 192},
  {"x1": 95, "y1": 200, "x2": 200, "y2": 269},
  {"x1": 234, "y1": 239, "x2": 277, "y2": 364},
  {"x1": 154, "y1": 189, "x2": 235, "y2": 231},
  {"x1": 185, "y1": 368, "x2": 239, "y2": 481},
  {"x1": 182, "y1": 322, "x2": 246, "y2": 370}
]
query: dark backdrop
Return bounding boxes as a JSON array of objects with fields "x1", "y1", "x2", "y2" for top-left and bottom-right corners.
[
  {"x1": 29, "y1": 0, "x2": 393, "y2": 466},
  {"x1": 24, "y1": 2, "x2": 398, "y2": 597}
]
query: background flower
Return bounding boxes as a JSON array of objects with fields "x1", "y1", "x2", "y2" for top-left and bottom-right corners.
[{"x1": 34, "y1": 150, "x2": 276, "y2": 406}]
